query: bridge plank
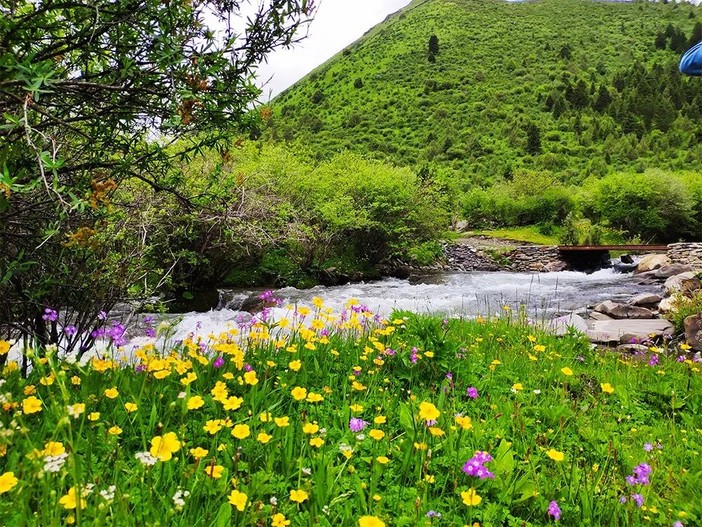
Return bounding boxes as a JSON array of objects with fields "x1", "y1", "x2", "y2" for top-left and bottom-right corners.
[{"x1": 558, "y1": 245, "x2": 668, "y2": 252}]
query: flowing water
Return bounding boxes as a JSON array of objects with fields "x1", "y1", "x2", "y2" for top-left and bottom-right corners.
[{"x1": 165, "y1": 268, "x2": 661, "y2": 340}]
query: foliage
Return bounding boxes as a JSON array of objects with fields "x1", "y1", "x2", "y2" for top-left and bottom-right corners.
[
  {"x1": 0, "y1": 302, "x2": 700, "y2": 525},
  {"x1": 0, "y1": 0, "x2": 314, "y2": 345},
  {"x1": 668, "y1": 291, "x2": 702, "y2": 333}
]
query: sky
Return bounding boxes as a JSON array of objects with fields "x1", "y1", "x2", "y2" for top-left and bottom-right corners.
[{"x1": 253, "y1": 0, "x2": 414, "y2": 101}]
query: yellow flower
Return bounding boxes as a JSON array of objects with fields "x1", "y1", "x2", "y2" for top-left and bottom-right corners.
[
  {"x1": 149, "y1": 432, "x2": 181, "y2": 461},
  {"x1": 306, "y1": 392, "x2": 324, "y2": 403},
  {"x1": 104, "y1": 388, "x2": 119, "y2": 399},
  {"x1": 455, "y1": 416, "x2": 473, "y2": 430},
  {"x1": 428, "y1": 426, "x2": 445, "y2": 437},
  {"x1": 259, "y1": 412, "x2": 272, "y2": 422},
  {"x1": 108, "y1": 426, "x2": 122, "y2": 436},
  {"x1": 22, "y1": 396, "x2": 42, "y2": 414},
  {"x1": 59, "y1": 487, "x2": 86, "y2": 510},
  {"x1": 349, "y1": 403, "x2": 364, "y2": 413},
  {"x1": 511, "y1": 383, "x2": 524, "y2": 392},
  {"x1": 203, "y1": 420, "x2": 224, "y2": 435},
  {"x1": 274, "y1": 416, "x2": 290, "y2": 428},
  {"x1": 288, "y1": 360, "x2": 302, "y2": 371},
  {"x1": 211, "y1": 381, "x2": 229, "y2": 402},
  {"x1": 222, "y1": 396, "x2": 243, "y2": 411},
  {"x1": 546, "y1": 449, "x2": 565, "y2": 462},
  {"x1": 0, "y1": 472, "x2": 18, "y2": 494},
  {"x1": 414, "y1": 442, "x2": 427, "y2": 451},
  {"x1": 204, "y1": 464, "x2": 224, "y2": 479},
  {"x1": 0, "y1": 341, "x2": 10, "y2": 355},
  {"x1": 231, "y1": 424, "x2": 250, "y2": 439},
  {"x1": 418, "y1": 401, "x2": 440, "y2": 421},
  {"x1": 376, "y1": 456, "x2": 390, "y2": 464},
  {"x1": 190, "y1": 447, "x2": 209, "y2": 459},
  {"x1": 88, "y1": 412, "x2": 100, "y2": 421},
  {"x1": 310, "y1": 437, "x2": 325, "y2": 448},
  {"x1": 187, "y1": 395, "x2": 205, "y2": 410},
  {"x1": 290, "y1": 489, "x2": 309, "y2": 503},
  {"x1": 369, "y1": 429, "x2": 385, "y2": 441},
  {"x1": 561, "y1": 367, "x2": 574, "y2": 376},
  {"x1": 257, "y1": 432, "x2": 273, "y2": 444},
  {"x1": 291, "y1": 386, "x2": 307, "y2": 401},
  {"x1": 374, "y1": 415, "x2": 387, "y2": 424},
  {"x1": 351, "y1": 381, "x2": 366, "y2": 391},
  {"x1": 244, "y1": 370, "x2": 258, "y2": 385},
  {"x1": 461, "y1": 488, "x2": 482, "y2": 507},
  {"x1": 43, "y1": 441, "x2": 65, "y2": 457},
  {"x1": 601, "y1": 383, "x2": 615, "y2": 394},
  {"x1": 358, "y1": 516, "x2": 385, "y2": 527},
  {"x1": 272, "y1": 512, "x2": 291, "y2": 527},
  {"x1": 67, "y1": 403, "x2": 86, "y2": 418},
  {"x1": 124, "y1": 402, "x2": 138, "y2": 413},
  {"x1": 228, "y1": 489, "x2": 248, "y2": 511},
  {"x1": 302, "y1": 423, "x2": 319, "y2": 434}
]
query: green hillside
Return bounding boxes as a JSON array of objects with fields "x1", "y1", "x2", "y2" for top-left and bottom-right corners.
[{"x1": 267, "y1": 0, "x2": 702, "y2": 187}]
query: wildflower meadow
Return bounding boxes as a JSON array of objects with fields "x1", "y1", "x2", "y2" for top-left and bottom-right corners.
[{"x1": 0, "y1": 296, "x2": 700, "y2": 526}]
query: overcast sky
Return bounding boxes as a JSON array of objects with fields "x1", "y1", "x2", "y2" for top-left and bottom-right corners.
[{"x1": 253, "y1": 0, "x2": 413, "y2": 100}]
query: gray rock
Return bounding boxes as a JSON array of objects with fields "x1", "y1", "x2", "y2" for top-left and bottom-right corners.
[
  {"x1": 617, "y1": 343, "x2": 650, "y2": 353},
  {"x1": 684, "y1": 313, "x2": 702, "y2": 351},
  {"x1": 588, "y1": 319, "x2": 674, "y2": 344},
  {"x1": 593, "y1": 300, "x2": 656, "y2": 319},
  {"x1": 628, "y1": 293, "x2": 663, "y2": 306},
  {"x1": 545, "y1": 313, "x2": 589, "y2": 336},
  {"x1": 585, "y1": 330, "x2": 620, "y2": 344},
  {"x1": 657, "y1": 296, "x2": 677, "y2": 314},
  {"x1": 654, "y1": 263, "x2": 693, "y2": 279},
  {"x1": 588, "y1": 311, "x2": 614, "y2": 321},
  {"x1": 543, "y1": 260, "x2": 569, "y2": 273},
  {"x1": 634, "y1": 254, "x2": 670, "y2": 274},
  {"x1": 664, "y1": 272, "x2": 701, "y2": 296}
]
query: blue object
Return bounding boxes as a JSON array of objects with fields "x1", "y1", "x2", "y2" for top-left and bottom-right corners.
[{"x1": 680, "y1": 41, "x2": 702, "y2": 75}]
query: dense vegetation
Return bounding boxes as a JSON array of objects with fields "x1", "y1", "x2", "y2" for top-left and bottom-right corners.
[
  {"x1": 0, "y1": 302, "x2": 699, "y2": 526},
  {"x1": 267, "y1": 0, "x2": 702, "y2": 241}
]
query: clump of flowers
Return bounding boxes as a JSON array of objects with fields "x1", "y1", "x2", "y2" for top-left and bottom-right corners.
[
  {"x1": 626, "y1": 463, "x2": 652, "y2": 486},
  {"x1": 548, "y1": 500, "x2": 561, "y2": 521},
  {"x1": 462, "y1": 451, "x2": 494, "y2": 479}
]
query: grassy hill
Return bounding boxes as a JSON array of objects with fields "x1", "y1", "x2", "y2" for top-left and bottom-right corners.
[{"x1": 266, "y1": 0, "x2": 702, "y2": 188}]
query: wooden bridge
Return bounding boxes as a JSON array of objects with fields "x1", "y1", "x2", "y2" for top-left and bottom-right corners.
[{"x1": 558, "y1": 245, "x2": 668, "y2": 252}]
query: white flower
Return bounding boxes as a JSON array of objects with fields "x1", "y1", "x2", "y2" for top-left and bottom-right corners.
[
  {"x1": 533, "y1": 389, "x2": 541, "y2": 395},
  {"x1": 172, "y1": 488, "x2": 190, "y2": 510},
  {"x1": 302, "y1": 467, "x2": 312, "y2": 476},
  {"x1": 43, "y1": 452, "x2": 69, "y2": 473},
  {"x1": 135, "y1": 451, "x2": 158, "y2": 466},
  {"x1": 100, "y1": 485, "x2": 117, "y2": 501},
  {"x1": 269, "y1": 496, "x2": 278, "y2": 506}
]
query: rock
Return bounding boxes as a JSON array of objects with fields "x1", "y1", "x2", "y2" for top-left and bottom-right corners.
[
  {"x1": 544, "y1": 313, "x2": 589, "y2": 336},
  {"x1": 585, "y1": 330, "x2": 620, "y2": 344},
  {"x1": 543, "y1": 260, "x2": 569, "y2": 273},
  {"x1": 628, "y1": 293, "x2": 663, "y2": 306},
  {"x1": 634, "y1": 254, "x2": 670, "y2": 274},
  {"x1": 593, "y1": 300, "x2": 656, "y2": 319},
  {"x1": 684, "y1": 313, "x2": 702, "y2": 350},
  {"x1": 588, "y1": 319, "x2": 674, "y2": 344},
  {"x1": 620, "y1": 254, "x2": 634, "y2": 264},
  {"x1": 657, "y1": 296, "x2": 677, "y2": 314},
  {"x1": 617, "y1": 343, "x2": 650, "y2": 353},
  {"x1": 588, "y1": 311, "x2": 613, "y2": 321},
  {"x1": 664, "y1": 272, "x2": 701, "y2": 296},
  {"x1": 453, "y1": 220, "x2": 469, "y2": 232},
  {"x1": 654, "y1": 263, "x2": 693, "y2": 278}
]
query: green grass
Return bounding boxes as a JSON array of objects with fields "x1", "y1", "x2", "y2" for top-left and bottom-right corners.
[
  {"x1": 0, "y1": 301, "x2": 700, "y2": 526},
  {"x1": 468, "y1": 226, "x2": 561, "y2": 246}
]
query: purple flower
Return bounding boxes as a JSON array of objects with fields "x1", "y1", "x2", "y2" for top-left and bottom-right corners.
[
  {"x1": 384, "y1": 347, "x2": 396, "y2": 356},
  {"x1": 42, "y1": 308, "x2": 58, "y2": 322},
  {"x1": 548, "y1": 500, "x2": 561, "y2": 521},
  {"x1": 143, "y1": 315, "x2": 155, "y2": 326},
  {"x1": 648, "y1": 354, "x2": 659, "y2": 366},
  {"x1": 426, "y1": 510, "x2": 441, "y2": 519},
  {"x1": 97, "y1": 310, "x2": 107, "y2": 320},
  {"x1": 244, "y1": 363, "x2": 253, "y2": 372},
  {"x1": 631, "y1": 493, "x2": 644, "y2": 508},
  {"x1": 677, "y1": 355, "x2": 686, "y2": 362},
  {"x1": 619, "y1": 496, "x2": 627, "y2": 504},
  {"x1": 145, "y1": 328, "x2": 156, "y2": 338},
  {"x1": 462, "y1": 451, "x2": 494, "y2": 479},
  {"x1": 466, "y1": 386, "x2": 478, "y2": 399},
  {"x1": 349, "y1": 418, "x2": 368, "y2": 433},
  {"x1": 674, "y1": 522, "x2": 684, "y2": 527},
  {"x1": 63, "y1": 325, "x2": 77, "y2": 336},
  {"x1": 643, "y1": 443, "x2": 653, "y2": 452},
  {"x1": 446, "y1": 372, "x2": 453, "y2": 380},
  {"x1": 410, "y1": 347, "x2": 418, "y2": 364},
  {"x1": 213, "y1": 356, "x2": 225, "y2": 368}
]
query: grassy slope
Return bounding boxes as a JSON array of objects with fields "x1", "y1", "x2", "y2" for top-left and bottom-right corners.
[{"x1": 268, "y1": 0, "x2": 702, "y2": 186}]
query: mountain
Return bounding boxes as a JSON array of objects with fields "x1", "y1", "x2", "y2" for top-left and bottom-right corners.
[{"x1": 266, "y1": 0, "x2": 702, "y2": 187}]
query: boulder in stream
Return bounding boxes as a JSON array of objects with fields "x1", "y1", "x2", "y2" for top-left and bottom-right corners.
[
  {"x1": 593, "y1": 300, "x2": 656, "y2": 319},
  {"x1": 634, "y1": 254, "x2": 670, "y2": 274},
  {"x1": 684, "y1": 313, "x2": 702, "y2": 350}
]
